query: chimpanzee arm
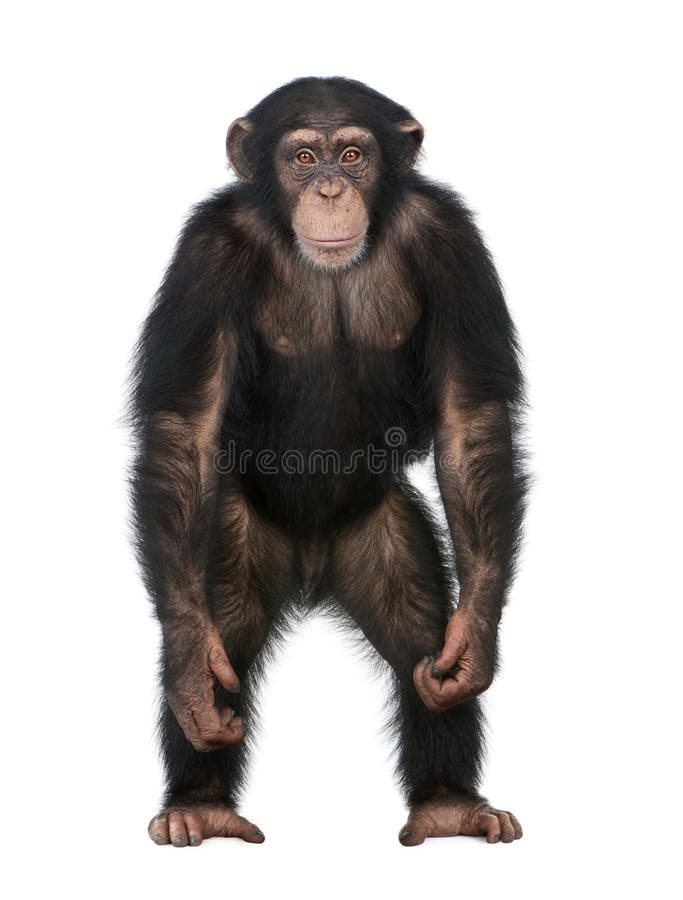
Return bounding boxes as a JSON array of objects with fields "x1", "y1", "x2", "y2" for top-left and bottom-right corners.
[
  {"x1": 132, "y1": 327, "x2": 236, "y2": 629},
  {"x1": 130, "y1": 203, "x2": 248, "y2": 749},
  {"x1": 409, "y1": 184, "x2": 527, "y2": 711},
  {"x1": 435, "y1": 388, "x2": 519, "y2": 619}
]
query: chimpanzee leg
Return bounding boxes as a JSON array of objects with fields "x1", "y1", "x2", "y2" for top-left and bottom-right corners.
[
  {"x1": 329, "y1": 481, "x2": 484, "y2": 802},
  {"x1": 150, "y1": 478, "x2": 298, "y2": 845},
  {"x1": 329, "y1": 481, "x2": 522, "y2": 844}
]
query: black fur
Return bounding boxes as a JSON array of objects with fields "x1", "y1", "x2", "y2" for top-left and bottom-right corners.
[{"x1": 128, "y1": 76, "x2": 527, "y2": 817}]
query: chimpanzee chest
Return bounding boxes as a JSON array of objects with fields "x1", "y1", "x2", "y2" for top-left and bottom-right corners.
[
  {"x1": 225, "y1": 274, "x2": 432, "y2": 534},
  {"x1": 252, "y1": 266, "x2": 422, "y2": 356},
  {"x1": 249, "y1": 277, "x2": 426, "y2": 456}
]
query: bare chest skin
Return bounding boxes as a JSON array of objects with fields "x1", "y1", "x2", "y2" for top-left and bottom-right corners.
[{"x1": 253, "y1": 243, "x2": 422, "y2": 357}]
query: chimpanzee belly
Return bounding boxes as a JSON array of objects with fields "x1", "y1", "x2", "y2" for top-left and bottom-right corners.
[{"x1": 222, "y1": 345, "x2": 432, "y2": 536}]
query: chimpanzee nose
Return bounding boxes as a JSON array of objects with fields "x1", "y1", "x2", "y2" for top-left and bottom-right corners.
[{"x1": 318, "y1": 178, "x2": 344, "y2": 199}]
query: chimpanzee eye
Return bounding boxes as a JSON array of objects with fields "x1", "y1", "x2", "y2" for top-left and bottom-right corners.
[
  {"x1": 341, "y1": 147, "x2": 362, "y2": 164},
  {"x1": 295, "y1": 149, "x2": 316, "y2": 165}
]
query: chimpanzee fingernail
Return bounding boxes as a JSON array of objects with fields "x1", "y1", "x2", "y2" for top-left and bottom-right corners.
[
  {"x1": 230, "y1": 683, "x2": 240, "y2": 692},
  {"x1": 253, "y1": 828, "x2": 265, "y2": 840},
  {"x1": 400, "y1": 831, "x2": 414, "y2": 843},
  {"x1": 431, "y1": 666, "x2": 444, "y2": 678},
  {"x1": 189, "y1": 835, "x2": 200, "y2": 846}
]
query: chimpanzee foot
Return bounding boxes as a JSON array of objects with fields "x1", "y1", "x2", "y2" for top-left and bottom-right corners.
[
  {"x1": 148, "y1": 804, "x2": 265, "y2": 847},
  {"x1": 399, "y1": 795, "x2": 523, "y2": 846}
]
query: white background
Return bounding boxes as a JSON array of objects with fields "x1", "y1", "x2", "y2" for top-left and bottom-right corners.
[{"x1": 2, "y1": 1, "x2": 681, "y2": 897}]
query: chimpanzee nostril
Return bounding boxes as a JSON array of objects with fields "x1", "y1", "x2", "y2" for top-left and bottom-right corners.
[{"x1": 319, "y1": 178, "x2": 343, "y2": 199}]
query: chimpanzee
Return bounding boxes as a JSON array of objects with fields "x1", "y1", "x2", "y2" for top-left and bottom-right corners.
[{"x1": 130, "y1": 76, "x2": 527, "y2": 847}]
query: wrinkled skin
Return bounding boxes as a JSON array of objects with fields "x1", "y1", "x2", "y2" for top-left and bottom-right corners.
[
  {"x1": 413, "y1": 608, "x2": 498, "y2": 712},
  {"x1": 149, "y1": 805, "x2": 265, "y2": 847},
  {"x1": 162, "y1": 618, "x2": 245, "y2": 752},
  {"x1": 399, "y1": 796, "x2": 523, "y2": 846},
  {"x1": 276, "y1": 125, "x2": 378, "y2": 271}
]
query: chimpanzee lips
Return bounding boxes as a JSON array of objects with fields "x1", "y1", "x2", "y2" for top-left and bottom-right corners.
[{"x1": 300, "y1": 231, "x2": 364, "y2": 249}]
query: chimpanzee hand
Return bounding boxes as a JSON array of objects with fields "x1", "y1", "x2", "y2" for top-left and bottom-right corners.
[
  {"x1": 163, "y1": 619, "x2": 245, "y2": 752},
  {"x1": 413, "y1": 608, "x2": 497, "y2": 712}
]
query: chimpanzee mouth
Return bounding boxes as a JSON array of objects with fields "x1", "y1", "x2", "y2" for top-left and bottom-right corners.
[{"x1": 300, "y1": 231, "x2": 365, "y2": 249}]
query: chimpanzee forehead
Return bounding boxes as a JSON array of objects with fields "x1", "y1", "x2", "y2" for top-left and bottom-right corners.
[{"x1": 279, "y1": 126, "x2": 376, "y2": 150}]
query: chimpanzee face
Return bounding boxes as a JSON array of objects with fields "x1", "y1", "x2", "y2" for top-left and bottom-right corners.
[
  {"x1": 274, "y1": 125, "x2": 380, "y2": 271},
  {"x1": 227, "y1": 98, "x2": 422, "y2": 273}
]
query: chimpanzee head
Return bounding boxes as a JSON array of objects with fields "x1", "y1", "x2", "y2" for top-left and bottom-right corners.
[{"x1": 227, "y1": 77, "x2": 424, "y2": 271}]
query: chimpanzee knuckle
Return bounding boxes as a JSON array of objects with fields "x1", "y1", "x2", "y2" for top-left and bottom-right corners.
[
  {"x1": 197, "y1": 722, "x2": 221, "y2": 742},
  {"x1": 465, "y1": 802, "x2": 491, "y2": 831}
]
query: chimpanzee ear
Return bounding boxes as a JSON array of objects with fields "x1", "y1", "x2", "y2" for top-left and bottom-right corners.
[
  {"x1": 395, "y1": 119, "x2": 425, "y2": 172},
  {"x1": 227, "y1": 117, "x2": 256, "y2": 181}
]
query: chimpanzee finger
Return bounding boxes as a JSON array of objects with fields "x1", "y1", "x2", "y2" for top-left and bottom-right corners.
[
  {"x1": 479, "y1": 812, "x2": 502, "y2": 843},
  {"x1": 494, "y1": 811, "x2": 515, "y2": 843},
  {"x1": 412, "y1": 657, "x2": 433, "y2": 704},
  {"x1": 208, "y1": 639, "x2": 241, "y2": 693},
  {"x1": 219, "y1": 707, "x2": 246, "y2": 738},
  {"x1": 191, "y1": 705, "x2": 234, "y2": 745},
  {"x1": 191, "y1": 704, "x2": 246, "y2": 749},
  {"x1": 431, "y1": 673, "x2": 476, "y2": 707},
  {"x1": 508, "y1": 811, "x2": 523, "y2": 839},
  {"x1": 219, "y1": 707, "x2": 236, "y2": 727},
  {"x1": 228, "y1": 715, "x2": 245, "y2": 736},
  {"x1": 416, "y1": 657, "x2": 474, "y2": 709},
  {"x1": 149, "y1": 812, "x2": 170, "y2": 845},
  {"x1": 183, "y1": 810, "x2": 203, "y2": 847},
  {"x1": 168, "y1": 810, "x2": 189, "y2": 847},
  {"x1": 413, "y1": 657, "x2": 449, "y2": 709}
]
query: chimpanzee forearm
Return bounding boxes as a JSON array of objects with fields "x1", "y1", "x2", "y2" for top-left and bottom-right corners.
[
  {"x1": 133, "y1": 421, "x2": 216, "y2": 623},
  {"x1": 434, "y1": 385, "x2": 524, "y2": 624}
]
